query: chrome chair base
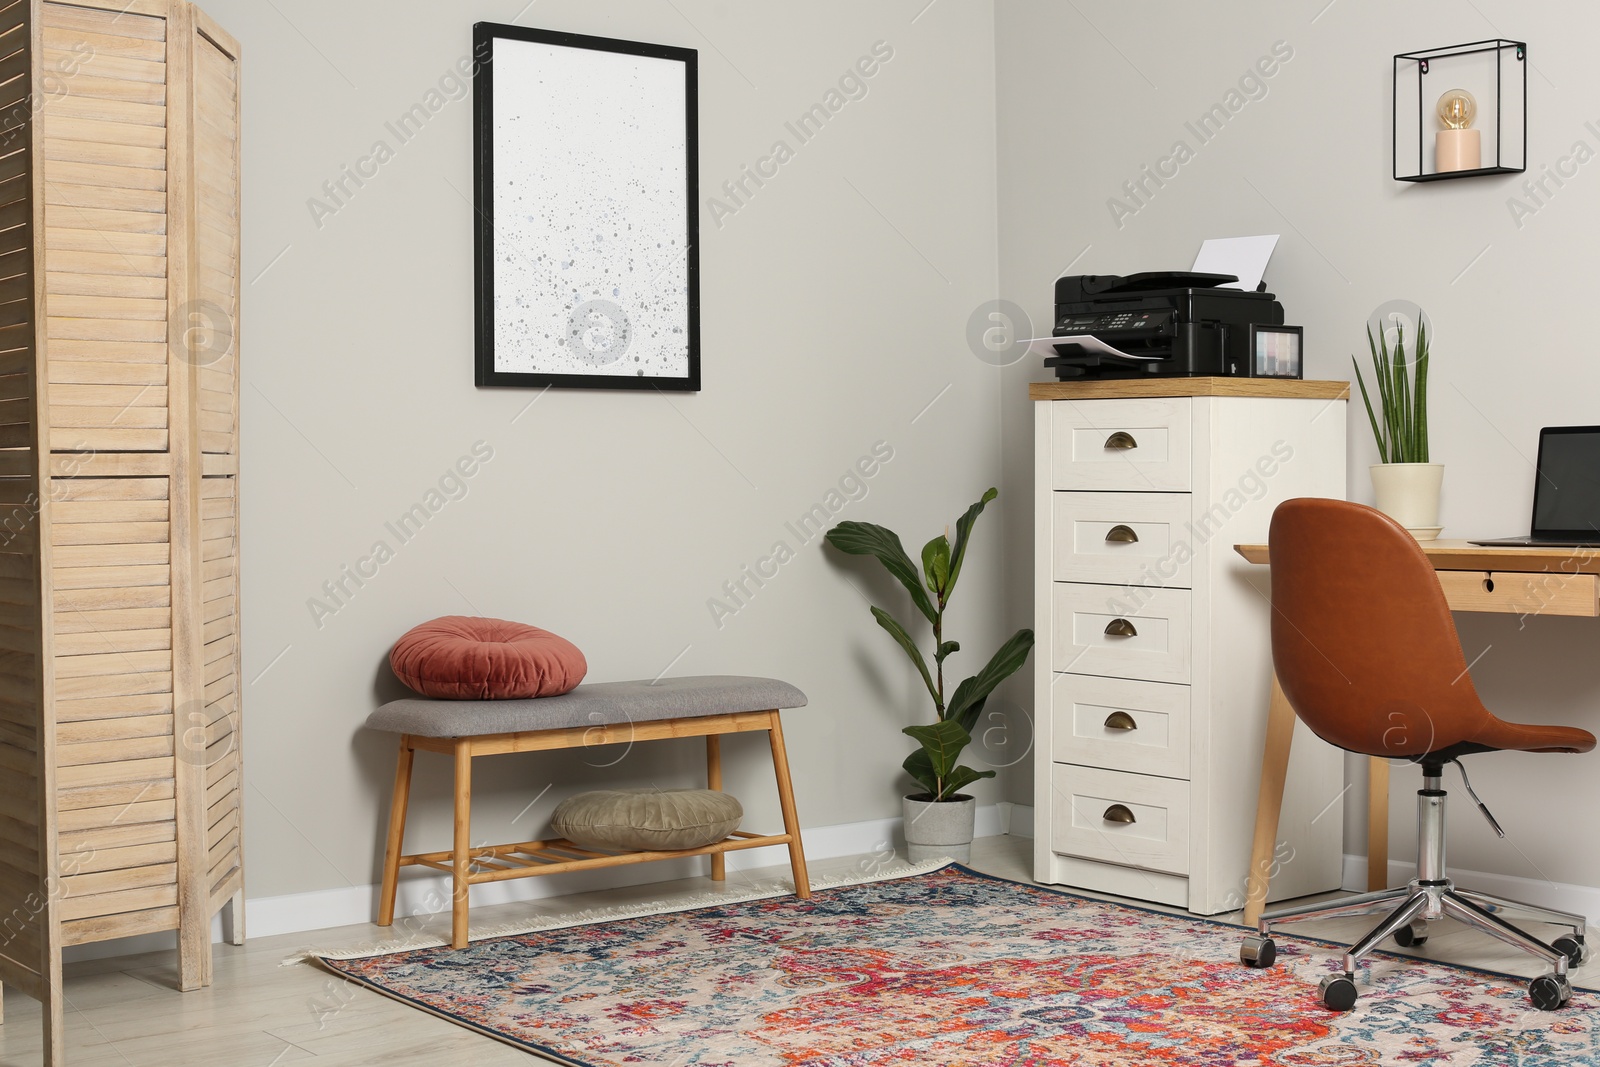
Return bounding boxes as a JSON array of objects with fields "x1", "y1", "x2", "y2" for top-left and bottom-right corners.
[{"x1": 1240, "y1": 775, "x2": 1587, "y2": 1011}]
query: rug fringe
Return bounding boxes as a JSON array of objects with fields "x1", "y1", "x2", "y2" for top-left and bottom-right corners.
[{"x1": 286, "y1": 855, "x2": 958, "y2": 965}]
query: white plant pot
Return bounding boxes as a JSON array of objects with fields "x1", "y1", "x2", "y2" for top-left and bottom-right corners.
[
  {"x1": 1370, "y1": 463, "x2": 1445, "y2": 540},
  {"x1": 902, "y1": 793, "x2": 977, "y2": 864}
]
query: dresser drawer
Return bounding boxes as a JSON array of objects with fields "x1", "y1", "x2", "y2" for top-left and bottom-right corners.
[
  {"x1": 1052, "y1": 491, "x2": 1193, "y2": 588},
  {"x1": 1051, "y1": 674, "x2": 1190, "y2": 780},
  {"x1": 1051, "y1": 398, "x2": 1191, "y2": 492},
  {"x1": 1051, "y1": 585, "x2": 1191, "y2": 683},
  {"x1": 1050, "y1": 764, "x2": 1189, "y2": 875}
]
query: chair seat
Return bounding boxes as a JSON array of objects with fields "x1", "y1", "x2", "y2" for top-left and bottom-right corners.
[
  {"x1": 365, "y1": 675, "x2": 809, "y2": 738},
  {"x1": 1425, "y1": 718, "x2": 1595, "y2": 759}
]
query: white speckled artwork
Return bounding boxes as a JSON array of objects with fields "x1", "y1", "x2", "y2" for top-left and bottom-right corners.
[{"x1": 477, "y1": 28, "x2": 698, "y2": 390}]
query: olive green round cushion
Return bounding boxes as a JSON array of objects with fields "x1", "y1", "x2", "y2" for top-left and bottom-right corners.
[{"x1": 551, "y1": 789, "x2": 743, "y2": 852}]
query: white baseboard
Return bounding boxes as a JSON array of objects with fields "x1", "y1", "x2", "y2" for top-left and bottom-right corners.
[
  {"x1": 76, "y1": 813, "x2": 1589, "y2": 963},
  {"x1": 64, "y1": 804, "x2": 1010, "y2": 963},
  {"x1": 1342, "y1": 854, "x2": 1600, "y2": 925},
  {"x1": 979, "y1": 807, "x2": 1593, "y2": 921},
  {"x1": 1003, "y1": 804, "x2": 1593, "y2": 921}
]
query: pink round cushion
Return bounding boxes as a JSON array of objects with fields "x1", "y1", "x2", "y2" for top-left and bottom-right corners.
[{"x1": 389, "y1": 616, "x2": 587, "y2": 700}]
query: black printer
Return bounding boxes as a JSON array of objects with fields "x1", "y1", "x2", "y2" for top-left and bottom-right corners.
[{"x1": 1047, "y1": 271, "x2": 1287, "y2": 380}]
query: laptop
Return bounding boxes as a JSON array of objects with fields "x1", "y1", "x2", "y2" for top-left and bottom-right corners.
[{"x1": 1472, "y1": 426, "x2": 1600, "y2": 547}]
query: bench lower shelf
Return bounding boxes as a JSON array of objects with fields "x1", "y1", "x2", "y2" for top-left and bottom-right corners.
[
  {"x1": 401, "y1": 830, "x2": 795, "y2": 884},
  {"x1": 376, "y1": 709, "x2": 812, "y2": 947}
]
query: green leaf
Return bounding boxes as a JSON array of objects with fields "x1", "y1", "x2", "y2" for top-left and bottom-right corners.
[
  {"x1": 1393, "y1": 324, "x2": 1411, "y2": 462},
  {"x1": 938, "y1": 765, "x2": 996, "y2": 801},
  {"x1": 921, "y1": 535, "x2": 952, "y2": 599},
  {"x1": 902, "y1": 724, "x2": 995, "y2": 800},
  {"x1": 1353, "y1": 356, "x2": 1387, "y2": 465},
  {"x1": 1382, "y1": 325, "x2": 1400, "y2": 460},
  {"x1": 901, "y1": 748, "x2": 940, "y2": 798},
  {"x1": 1371, "y1": 323, "x2": 1395, "y2": 461},
  {"x1": 825, "y1": 521, "x2": 938, "y2": 624},
  {"x1": 947, "y1": 488, "x2": 998, "y2": 602},
  {"x1": 903, "y1": 718, "x2": 972, "y2": 781},
  {"x1": 1415, "y1": 318, "x2": 1429, "y2": 463},
  {"x1": 936, "y1": 640, "x2": 960, "y2": 663},
  {"x1": 946, "y1": 629, "x2": 1035, "y2": 731},
  {"x1": 949, "y1": 693, "x2": 988, "y2": 728},
  {"x1": 872, "y1": 607, "x2": 940, "y2": 710}
]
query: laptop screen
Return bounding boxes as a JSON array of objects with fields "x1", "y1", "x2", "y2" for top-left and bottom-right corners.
[{"x1": 1533, "y1": 427, "x2": 1600, "y2": 536}]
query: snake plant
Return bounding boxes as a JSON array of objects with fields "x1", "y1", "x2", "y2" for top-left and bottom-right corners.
[{"x1": 1354, "y1": 319, "x2": 1429, "y2": 464}]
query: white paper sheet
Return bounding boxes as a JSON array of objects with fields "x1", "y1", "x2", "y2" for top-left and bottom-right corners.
[
  {"x1": 1192, "y1": 235, "x2": 1280, "y2": 292},
  {"x1": 1025, "y1": 336, "x2": 1164, "y2": 362}
]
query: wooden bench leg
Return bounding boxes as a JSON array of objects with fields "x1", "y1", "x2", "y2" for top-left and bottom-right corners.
[
  {"x1": 706, "y1": 735, "x2": 725, "y2": 882},
  {"x1": 452, "y1": 740, "x2": 473, "y2": 949},
  {"x1": 767, "y1": 711, "x2": 810, "y2": 899},
  {"x1": 377, "y1": 737, "x2": 415, "y2": 927}
]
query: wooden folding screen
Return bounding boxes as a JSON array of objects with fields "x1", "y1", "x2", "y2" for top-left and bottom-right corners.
[{"x1": 0, "y1": 1, "x2": 240, "y2": 1059}]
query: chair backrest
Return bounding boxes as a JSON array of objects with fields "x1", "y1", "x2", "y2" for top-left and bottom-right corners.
[{"x1": 1268, "y1": 498, "x2": 1493, "y2": 759}]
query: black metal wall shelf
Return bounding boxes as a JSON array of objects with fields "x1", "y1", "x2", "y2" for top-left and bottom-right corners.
[{"x1": 1394, "y1": 39, "x2": 1526, "y2": 183}]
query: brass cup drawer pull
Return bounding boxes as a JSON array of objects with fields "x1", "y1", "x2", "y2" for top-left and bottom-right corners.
[
  {"x1": 1104, "y1": 618, "x2": 1138, "y2": 638},
  {"x1": 1103, "y1": 711, "x2": 1138, "y2": 731},
  {"x1": 1105, "y1": 524, "x2": 1139, "y2": 544},
  {"x1": 1104, "y1": 431, "x2": 1138, "y2": 450},
  {"x1": 1103, "y1": 803, "x2": 1137, "y2": 824}
]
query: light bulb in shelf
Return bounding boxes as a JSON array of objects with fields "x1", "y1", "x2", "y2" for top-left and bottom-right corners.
[
  {"x1": 1435, "y1": 88, "x2": 1481, "y2": 172},
  {"x1": 1437, "y1": 89, "x2": 1477, "y2": 131}
]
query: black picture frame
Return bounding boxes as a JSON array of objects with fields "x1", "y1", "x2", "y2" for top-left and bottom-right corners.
[
  {"x1": 1247, "y1": 324, "x2": 1303, "y2": 379},
  {"x1": 473, "y1": 22, "x2": 701, "y2": 391}
]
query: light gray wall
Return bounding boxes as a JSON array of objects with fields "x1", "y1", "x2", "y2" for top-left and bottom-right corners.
[
  {"x1": 208, "y1": 0, "x2": 1007, "y2": 900},
  {"x1": 996, "y1": 1, "x2": 1600, "y2": 889}
]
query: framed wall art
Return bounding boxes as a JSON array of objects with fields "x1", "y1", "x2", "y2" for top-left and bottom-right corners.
[{"x1": 473, "y1": 23, "x2": 700, "y2": 390}]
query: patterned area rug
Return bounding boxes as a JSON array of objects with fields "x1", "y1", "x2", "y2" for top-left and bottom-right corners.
[{"x1": 315, "y1": 863, "x2": 1600, "y2": 1065}]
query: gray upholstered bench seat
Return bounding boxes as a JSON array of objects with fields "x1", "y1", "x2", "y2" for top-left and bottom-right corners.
[
  {"x1": 371, "y1": 674, "x2": 814, "y2": 948},
  {"x1": 366, "y1": 675, "x2": 808, "y2": 738}
]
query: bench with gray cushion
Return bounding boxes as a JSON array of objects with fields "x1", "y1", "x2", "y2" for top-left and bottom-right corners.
[{"x1": 368, "y1": 675, "x2": 811, "y2": 948}]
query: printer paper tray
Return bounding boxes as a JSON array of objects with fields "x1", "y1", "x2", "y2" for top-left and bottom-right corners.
[{"x1": 1025, "y1": 335, "x2": 1165, "y2": 363}]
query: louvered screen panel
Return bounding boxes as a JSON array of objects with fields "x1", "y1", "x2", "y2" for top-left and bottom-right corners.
[
  {"x1": 40, "y1": 2, "x2": 168, "y2": 454},
  {"x1": 0, "y1": 475, "x2": 47, "y2": 974},
  {"x1": 199, "y1": 472, "x2": 235, "y2": 898},
  {"x1": 50, "y1": 474, "x2": 177, "y2": 935},
  {"x1": 192, "y1": 26, "x2": 234, "y2": 456},
  {"x1": 192, "y1": 20, "x2": 238, "y2": 905},
  {"x1": 0, "y1": 0, "x2": 53, "y2": 996},
  {"x1": 0, "y1": 6, "x2": 243, "y2": 1046}
]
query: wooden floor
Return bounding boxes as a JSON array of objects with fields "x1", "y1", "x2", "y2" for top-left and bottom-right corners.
[{"x1": 1, "y1": 835, "x2": 1594, "y2": 1064}]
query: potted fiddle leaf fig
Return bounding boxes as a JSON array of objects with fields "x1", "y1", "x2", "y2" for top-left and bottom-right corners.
[{"x1": 826, "y1": 488, "x2": 1034, "y2": 862}]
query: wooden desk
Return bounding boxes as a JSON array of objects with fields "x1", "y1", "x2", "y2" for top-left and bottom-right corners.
[{"x1": 1237, "y1": 540, "x2": 1600, "y2": 925}]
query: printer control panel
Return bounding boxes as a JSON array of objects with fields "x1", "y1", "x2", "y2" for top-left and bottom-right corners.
[{"x1": 1056, "y1": 310, "x2": 1173, "y2": 334}]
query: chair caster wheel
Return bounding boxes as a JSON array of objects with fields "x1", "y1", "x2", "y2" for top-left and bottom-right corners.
[
  {"x1": 1319, "y1": 973, "x2": 1358, "y2": 1011},
  {"x1": 1529, "y1": 973, "x2": 1572, "y2": 1011},
  {"x1": 1553, "y1": 935, "x2": 1588, "y2": 968},
  {"x1": 1240, "y1": 935, "x2": 1276, "y2": 968},
  {"x1": 1394, "y1": 921, "x2": 1428, "y2": 948}
]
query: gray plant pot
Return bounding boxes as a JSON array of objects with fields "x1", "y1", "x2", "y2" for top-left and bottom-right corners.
[{"x1": 902, "y1": 793, "x2": 976, "y2": 864}]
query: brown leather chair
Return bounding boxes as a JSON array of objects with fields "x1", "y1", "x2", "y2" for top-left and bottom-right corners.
[{"x1": 1239, "y1": 498, "x2": 1595, "y2": 1011}]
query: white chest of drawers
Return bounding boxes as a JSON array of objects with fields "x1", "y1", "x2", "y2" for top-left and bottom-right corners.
[{"x1": 1032, "y1": 380, "x2": 1349, "y2": 915}]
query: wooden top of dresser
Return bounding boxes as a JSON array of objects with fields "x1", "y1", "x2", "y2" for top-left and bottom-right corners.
[{"x1": 1029, "y1": 378, "x2": 1351, "y2": 401}]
